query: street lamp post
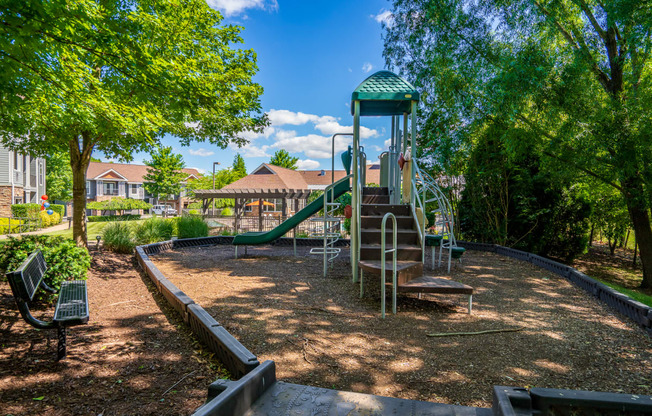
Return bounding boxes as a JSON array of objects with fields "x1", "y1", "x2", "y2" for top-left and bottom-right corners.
[{"x1": 212, "y1": 162, "x2": 220, "y2": 216}]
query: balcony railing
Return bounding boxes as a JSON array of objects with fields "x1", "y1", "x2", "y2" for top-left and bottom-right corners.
[
  {"x1": 13, "y1": 171, "x2": 22, "y2": 185},
  {"x1": 30, "y1": 174, "x2": 37, "y2": 188},
  {"x1": 103, "y1": 189, "x2": 120, "y2": 196}
]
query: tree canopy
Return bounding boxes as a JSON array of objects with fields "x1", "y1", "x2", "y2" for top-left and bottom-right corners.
[
  {"x1": 270, "y1": 149, "x2": 298, "y2": 170},
  {"x1": 45, "y1": 152, "x2": 73, "y2": 202},
  {"x1": 0, "y1": 0, "x2": 267, "y2": 245},
  {"x1": 383, "y1": 0, "x2": 652, "y2": 287},
  {"x1": 143, "y1": 146, "x2": 186, "y2": 201}
]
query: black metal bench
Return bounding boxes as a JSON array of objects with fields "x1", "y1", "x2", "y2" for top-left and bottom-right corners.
[{"x1": 6, "y1": 249, "x2": 89, "y2": 360}]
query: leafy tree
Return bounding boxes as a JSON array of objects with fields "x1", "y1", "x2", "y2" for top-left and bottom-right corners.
[
  {"x1": 384, "y1": 0, "x2": 652, "y2": 287},
  {"x1": 0, "y1": 1, "x2": 267, "y2": 246},
  {"x1": 143, "y1": 147, "x2": 186, "y2": 203},
  {"x1": 270, "y1": 149, "x2": 298, "y2": 170},
  {"x1": 90, "y1": 156, "x2": 102, "y2": 163},
  {"x1": 186, "y1": 168, "x2": 238, "y2": 208},
  {"x1": 458, "y1": 121, "x2": 590, "y2": 261},
  {"x1": 233, "y1": 153, "x2": 247, "y2": 179},
  {"x1": 87, "y1": 197, "x2": 152, "y2": 215},
  {"x1": 46, "y1": 152, "x2": 73, "y2": 202}
]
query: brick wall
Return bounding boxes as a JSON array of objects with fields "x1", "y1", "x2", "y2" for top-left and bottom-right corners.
[{"x1": 0, "y1": 186, "x2": 24, "y2": 217}]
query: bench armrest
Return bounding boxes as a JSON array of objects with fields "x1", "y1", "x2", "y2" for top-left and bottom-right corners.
[
  {"x1": 40, "y1": 280, "x2": 57, "y2": 294},
  {"x1": 14, "y1": 298, "x2": 57, "y2": 330}
]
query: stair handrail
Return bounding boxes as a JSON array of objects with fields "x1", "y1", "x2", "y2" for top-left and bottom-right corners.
[
  {"x1": 315, "y1": 174, "x2": 353, "y2": 277},
  {"x1": 410, "y1": 179, "x2": 426, "y2": 264},
  {"x1": 380, "y1": 212, "x2": 398, "y2": 319}
]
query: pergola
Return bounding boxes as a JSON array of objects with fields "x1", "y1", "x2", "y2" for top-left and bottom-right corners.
[{"x1": 194, "y1": 188, "x2": 312, "y2": 232}]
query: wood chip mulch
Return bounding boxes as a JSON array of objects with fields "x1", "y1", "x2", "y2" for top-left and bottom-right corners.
[
  {"x1": 0, "y1": 251, "x2": 226, "y2": 416},
  {"x1": 151, "y1": 245, "x2": 652, "y2": 408}
]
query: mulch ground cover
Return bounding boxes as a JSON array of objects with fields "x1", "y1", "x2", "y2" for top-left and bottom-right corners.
[
  {"x1": 0, "y1": 251, "x2": 225, "y2": 416},
  {"x1": 151, "y1": 245, "x2": 652, "y2": 409}
]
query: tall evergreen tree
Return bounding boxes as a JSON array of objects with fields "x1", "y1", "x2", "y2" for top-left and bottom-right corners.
[{"x1": 269, "y1": 149, "x2": 299, "y2": 170}]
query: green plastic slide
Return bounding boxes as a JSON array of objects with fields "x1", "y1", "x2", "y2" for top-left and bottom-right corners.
[{"x1": 232, "y1": 176, "x2": 351, "y2": 246}]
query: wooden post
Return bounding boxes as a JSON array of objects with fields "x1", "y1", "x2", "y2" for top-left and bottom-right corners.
[
  {"x1": 258, "y1": 198, "x2": 263, "y2": 231},
  {"x1": 234, "y1": 198, "x2": 239, "y2": 234}
]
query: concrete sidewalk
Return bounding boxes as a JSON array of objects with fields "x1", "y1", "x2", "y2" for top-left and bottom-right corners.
[{"x1": 0, "y1": 221, "x2": 71, "y2": 240}]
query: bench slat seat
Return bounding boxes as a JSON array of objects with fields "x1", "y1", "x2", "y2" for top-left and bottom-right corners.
[{"x1": 54, "y1": 281, "x2": 89, "y2": 326}]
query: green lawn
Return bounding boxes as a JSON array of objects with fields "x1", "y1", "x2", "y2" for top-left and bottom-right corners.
[
  {"x1": 42, "y1": 220, "x2": 145, "y2": 239},
  {"x1": 597, "y1": 278, "x2": 652, "y2": 308}
]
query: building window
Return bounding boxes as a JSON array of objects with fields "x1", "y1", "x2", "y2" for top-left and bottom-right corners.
[
  {"x1": 103, "y1": 182, "x2": 118, "y2": 196},
  {"x1": 13, "y1": 151, "x2": 20, "y2": 171},
  {"x1": 86, "y1": 181, "x2": 91, "y2": 196},
  {"x1": 39, "y1": 162, "x2": 44, "y2": 185},
  {"x1": 131, "y1": 184, "x2": 138, "y2": 193}
]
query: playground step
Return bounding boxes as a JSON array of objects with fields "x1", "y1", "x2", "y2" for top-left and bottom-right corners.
[
  {"x1": 360, "y1": 244, "x2": 422, "y2": 261},
  {"x1": 361, "y1": 228, "x2": 419, "y2": 245},
  {"x1": 361, "y1": 204, "x2": 410, "y2": 216},
  {"x1": 359, "y1": 260, "x2": 423, "y2": 284},
  {"x1": 362, "y1": 194, "x2": 390, "y2": 204},
  {"x1": 362, "y1": 186, "x2": 389, "y2": 196},
  {"x1": 397, "y1": 276, "x2": 474, "y2": 294},
  {"x1": 360, "y1": 215, "x2": 414, "y2": 229}
]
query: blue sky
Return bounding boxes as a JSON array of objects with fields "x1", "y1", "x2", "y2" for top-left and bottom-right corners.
[{"x1": 100, "y1": 0, "x2": 395, "y2": 175}]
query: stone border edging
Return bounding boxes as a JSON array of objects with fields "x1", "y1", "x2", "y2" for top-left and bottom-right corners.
[
  {"x1": 457, "y1": 241, "x2": 652, "y2": 335},
  {"x1": 135, "y1": 243, "x2": 259, "y2": 379}
]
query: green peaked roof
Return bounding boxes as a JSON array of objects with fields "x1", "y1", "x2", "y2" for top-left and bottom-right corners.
[{"x1": 351, "y1": 70, "x2": 419, "y2": 116}]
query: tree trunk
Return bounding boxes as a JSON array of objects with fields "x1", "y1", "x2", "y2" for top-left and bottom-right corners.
[
  {"x1": 69, "y1": 136, "x2": 93, "y2": 248},
  {"x1": 625, "y1": 204, "x2": 652, "y2": 288},
  {"x1": 588, "y1": 223, "x2": 594, "y2": 247}
]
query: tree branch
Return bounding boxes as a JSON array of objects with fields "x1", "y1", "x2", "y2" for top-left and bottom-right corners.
[{"x1": 574, "y1": 0, "x2": 606, "y2": 40}]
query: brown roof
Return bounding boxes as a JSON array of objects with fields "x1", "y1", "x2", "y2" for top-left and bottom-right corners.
[
  {"x1": 222, "y1": 163, "x2": 380, "y2": 191},
  {"x1": 86, "y1": 162, "x2": 200, "y2": 183},
  {"x1": 223, "y1": 164, "x2": 309, "y2": 190}
]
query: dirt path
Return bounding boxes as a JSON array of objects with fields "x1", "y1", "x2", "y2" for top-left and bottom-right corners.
[
  {"x1": 152, "y1": 245, "x2": 652, "y2": 408},
  {"x1": 0, "y1": 251, "x2": 225, "y2": 416}
]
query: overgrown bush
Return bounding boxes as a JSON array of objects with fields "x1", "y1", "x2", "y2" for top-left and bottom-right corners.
[
  {"x1": 39, "y1": 210, "x2": 61, "y2": 227},
  {"x1": 0, "y1": 235, "x2": 90, "y2": 301},
  {"x1": 88, "y1": 214, "x2": 141, "y2": 222},
  {"x1": 221, "y1": 207, "x2": 233, "y2": 217},
  {"x1": 102, "y1": 222, "x2": 135, "y2": 254},
  {"x1": 177, "y1": 216, "x2": 209, "y2": 239},
  {"x1": 50, "y1": 204, "x2": 65, "y2": 220},
  {"x1": 132, "y1": 217, "x2": 174, "y2": 245}
]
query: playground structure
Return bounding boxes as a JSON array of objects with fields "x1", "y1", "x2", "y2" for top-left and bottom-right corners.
[{"x1": 225, "y1": 70, "x2": 471, "y2": 318}]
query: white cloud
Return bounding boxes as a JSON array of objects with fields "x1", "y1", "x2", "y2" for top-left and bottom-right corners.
[
  {"x1": 296, "y1": 159, "x2": 320, "y2": 170},
  {"x1": 188, "y1": 148, "x2": 215, "y2": 157},
  {"x1": 239, "y1": 144, "x2": 271, "y2": 158},
  {"x1": 373, "y1": 9, "x2": 394, "y2": 26},
  {"x1": 240, "y1": 126, "x2": 276, "y2": 141},
  {"x1": 272, "y1": 133, "x2": 352, "y2": 159},
  {"x1": 206, "y1": 0, "x2": 278, "y2": 17},
  {"x1": 362, "y1": 62, "x2": 373, "y2": 73},
  {"x1": 268, "y1": 109, "x2": 322, "y2": 126}
]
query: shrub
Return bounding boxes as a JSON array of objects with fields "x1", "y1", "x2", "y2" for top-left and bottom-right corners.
[
  {"x1": 0, "y1": 218, "x2": 24, "y2": 233},
  {"x1": 39, "y1": 210, "x2": 61, "y2": 227},
  {"x1": 177, "y1": 216, "x2": 209, "y2": 239},
  {"x1": 102, "y1": 222, "x2": 135, "y2": 254},
  {"x1": 88, "y1": 214, "x2": 141, "y2": 222},
  {"x1": 11, "y1": 203, "x2": 41, "y2": 218},
  {"x1": 0, "y1": 235, "x2": 90, "y2": 301},
  {"x1": 221, "y1": 207, "x2": 233, "y2": 217},
  {"x1": 50, "y1": 204, "x2": 65, "y2": 221},
  {"x1": 132, "y1": 217, "x2": 174, "y2": 245}
]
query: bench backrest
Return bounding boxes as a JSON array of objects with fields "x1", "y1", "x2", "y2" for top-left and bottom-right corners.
[{"x1": 6, "y1": 250, "x2": 47, "y2": 301}]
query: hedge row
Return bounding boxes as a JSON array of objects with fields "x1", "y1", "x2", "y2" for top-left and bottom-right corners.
[{"x1": 88, "y1": 214, "x2": 141, "y2": 222}]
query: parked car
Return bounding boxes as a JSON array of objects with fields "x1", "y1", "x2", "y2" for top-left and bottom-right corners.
[{"x1": 151, "y1": 205, "x2": 177, "y2": 216}]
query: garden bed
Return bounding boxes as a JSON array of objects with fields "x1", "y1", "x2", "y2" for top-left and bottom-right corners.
[
  {"x1": 0, "y1": 251, "x2": 225, "y2": 416},
  {"x1": 151, "y1": 246, "x2": 652, "y2": 408}
]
